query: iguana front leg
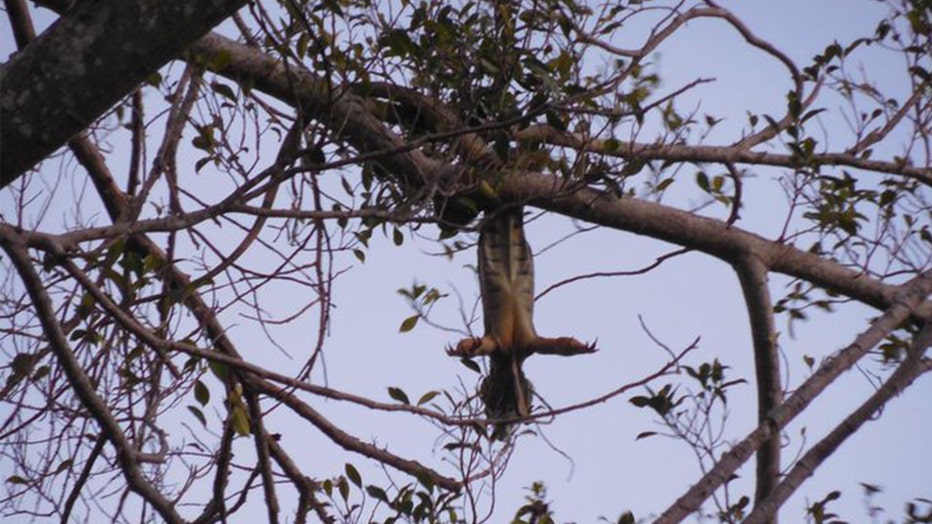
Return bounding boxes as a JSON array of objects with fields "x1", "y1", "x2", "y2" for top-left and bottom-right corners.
[{"x1": 528, "y1": 336, "x2": 598, "y2": 356}]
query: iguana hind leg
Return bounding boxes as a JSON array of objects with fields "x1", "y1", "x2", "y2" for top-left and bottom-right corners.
[{"x1": 447, "y1": 335, "x2": 499, "y2": 357}]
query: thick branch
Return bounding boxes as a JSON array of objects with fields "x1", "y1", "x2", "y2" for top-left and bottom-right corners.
[
  {"x1": 192, "y1": 33, "x2": 932, "y2": 323},
  {"x1": 189, "y1": 33, "x2": 453, "y2": 191},
  {"x1": 3, "y1": 0, "x2": 35, "y2": 47},
  {"x1": 654, "y1": 269, "x2": 932, "y2": 524},
  {"x1": 265, "y1": 436, "x2": 335, "y2": 524},
  {"x1": 500, "y1": 171, "x2": 932, "y2": 323},
  {"x1": 733, "y1": 254, "x2": 782, "y2": 520},
  {"x1": 0, "y1": 0, "x2": 248, "y2": 184}
]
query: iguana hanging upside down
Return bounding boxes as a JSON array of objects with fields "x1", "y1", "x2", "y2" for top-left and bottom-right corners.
[{"x1": 449, "y1": 207, "x2": 596, "y2": 439}]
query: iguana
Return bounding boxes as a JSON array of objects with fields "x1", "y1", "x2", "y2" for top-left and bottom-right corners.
[{"x1": 450, "y1": 207, "x2": 595, "y2": 439}]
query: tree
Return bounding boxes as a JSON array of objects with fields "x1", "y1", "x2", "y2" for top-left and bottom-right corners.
[{"x1": 1, "y1": 0, "x2": 930, "y2": 522}]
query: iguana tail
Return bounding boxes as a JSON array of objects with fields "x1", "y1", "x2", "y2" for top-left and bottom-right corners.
[{"x1": 480, "y1": 352, "x2": 534, "y2": 440}]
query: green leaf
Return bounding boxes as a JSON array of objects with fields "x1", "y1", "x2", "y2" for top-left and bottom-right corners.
[
  {"x1": 399, "y1": 315, "x2": 419, "y2": 333},
  {"x1": 53, "y1": 459, "x2": 73, "y2": 475},
  {"x1": 340, "y1": 176, "x2": 353, "y2": 195},
  {"x1": 345, "y1": 463, "x2": 362, "y2": 487},
  {"x1": 338, "y1": 477, "x2": 349, "y2": 501},
  {"x1": 195, "y1": 156, "x2": 213, "y2": 173},
  {"x1": 187, "y1": 405, "x2": 207, "y2": 427},
  {"x1": 545, "y1": 109, "x2": 567, "y2": 131},
  {"x1": 459, "y1": 358, "x2": 481, "y2": 373},
  {"x1": 366, "y1": 485, "x2": 389, "y2": 502},
  {"x1": 32, "y1": 365, "x2": 50, "y2": 381},
  {"x1": 620, "y1": 158, "x2": 645, "y2": 177},
  {"x1": 801, "y1": 108, "x2": 826, "y2": 123},
  {"x1": 209, "y1": 360, "x2": 230, "y2": 381},
  {"x1": 144, "y1": 72, "x2": 162, "y2": 87},
  {"x1": 194, "y1": 380, "x2": 210, "y2": 406},
  {"x1": 803, "y1": 355, "x2": 815, "y2": 369},
  {"x1": 417, "y1": 391, "x2": 440, "y2": 406},
  {"x1": 6, "y1": 475, "x2": 29, "y2": 485},
  {"x1": 603, "y1": 137, "x2": 620, "y2": 152},
  {"x1": 388, "y1": 387, "x2": 410, "y2": 405},
  {"x1": 10, "y1": 352, "x2": 37, "y2": 381},
  {"x1": 210, "y1": 81, "x2": 237, "y2": 101}
]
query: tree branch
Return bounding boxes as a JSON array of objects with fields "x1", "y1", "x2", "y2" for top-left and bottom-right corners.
[
  {"x1": 742, "y1": 323, "x2": 932, "y2": 524},
  {"x1": 733, "y1": 253, "x2": 782, "y2": 520},
  {"x1": 1, "y1": 0, "x2": 250, "y2": 184},
  {"x1": 192, "y1": 33, "x2": 932, "y2": 324},
  {"x1": 654, "y1": 269, "x2": 932, "y2": 524},
  {"x1": 500, "y1": 171, "x2": 932, "y2": 323},
  {"x1": 515, "y1": 125, "x2": 931, "y2": 185},
  {"x1": 0, "y1": 229, "x2": 184, "y2": 524}
]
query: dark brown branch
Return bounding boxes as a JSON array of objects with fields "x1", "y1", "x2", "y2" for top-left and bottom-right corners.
[
  {"x1": 536, "y1": 247, "x2": 691, "y2": 299},
  {"x1": 848, "y1": 89, "x2": 925, "y2": 155},
  {"x1": 192, "y1": 417, "x2": 235, "y2": 524},
  {"x1": 61, "y1": 435, "x2": 106, "y2": 523},
  {"x1": 3, "y1": 0, "x2": 35, "y2": 47},
  {"x1": 245, "y1": 390, "x2": 280, "y2": 524},
  {"x1": 250, "y1": 378, "x2": 462, "y2": 492},
  {"x1": 654, "y1": 269, "x2": 932, "y2": 524},
  {"x1": 530, "y1": 341, "x2": 696, "y2": 421},
  {"x1": 742, "y1": 324, "x2": 932, "y2": 524},
  {"x1": 265, "y1": 436, "x2": 335, "y2": 524}
]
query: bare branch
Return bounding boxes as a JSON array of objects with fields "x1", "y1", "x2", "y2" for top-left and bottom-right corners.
[
  {"x1": 515, "y1": 125, "x2": 931, "y2": 185},
  {"x1": 0, "y1": 229, "x2": 184, "y2": 524},
  {"x1": 742, "y1": 323, "x2": 932, "y2": 524},
  {"x1": 654, "y1": 269, "x2": 932, "y2": 524},
  {"x1": 732, "y1": 253, "x2": 782, "y2": 516}
]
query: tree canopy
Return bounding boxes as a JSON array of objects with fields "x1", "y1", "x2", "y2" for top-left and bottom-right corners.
[{"x1": 1, "y1": 0, "x2": 930, "y2": 522}]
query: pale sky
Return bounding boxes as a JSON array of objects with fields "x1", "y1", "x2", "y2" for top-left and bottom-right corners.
[{"x1": 1, "y1": 1, "x2": 928, "y2": 523}]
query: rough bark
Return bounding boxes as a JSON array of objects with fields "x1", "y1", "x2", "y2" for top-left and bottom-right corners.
[{"x1": 0, "y1": 0, "x2": 248, "y2": 185}]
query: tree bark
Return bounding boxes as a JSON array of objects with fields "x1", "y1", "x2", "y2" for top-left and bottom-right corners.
[{"x1": 0, "y1": 0, "x2": 248, "y2": 185}]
